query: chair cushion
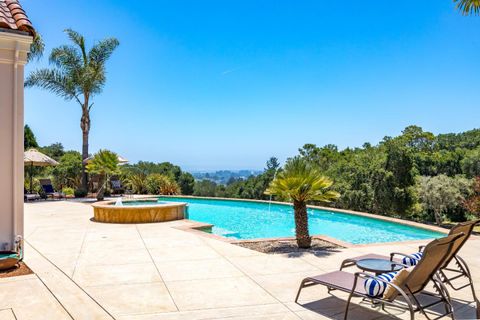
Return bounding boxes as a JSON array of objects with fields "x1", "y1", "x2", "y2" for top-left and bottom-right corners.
[
  {"x1": 111, "y1": 180, "x2": 121, "y2": 189},
  {"x1": 364, "y1": 271, "x2": 398, "y2": 297},
  {"x1": 383, "y1": 267, "x2": 413, "y2": 300},
  {"x1": 402, "y1": 252, "x2": 423, "y2": 266},
  {"x1": 43, "y1": 184, "x2": 54, "y2": 193}
]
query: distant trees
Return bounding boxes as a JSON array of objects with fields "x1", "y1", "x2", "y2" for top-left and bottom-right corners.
[
  {"x1": 461, "y1": 148, "x2": 480, "y2": 178},
  {"x1": 265, "y1": 157, "x2": 339, "y2": 248},
  {"x1": 464, "y1": 177, "x2": 480, "y2": 218},
  {"x1": 416, "y1": 175, "x2": 472, "y2": 225},
  {"x1": 40, "y1": 143, "x2": 65, "y2": 161},
  {"x1": 373, "y1": 139, "x2": 416, "y2": 216},
  {"x1": 178, "y1": 172, "x2": 195, "y2": 195},
  {"x1": 193, "y1": 180, "x2": 218, "y2": 197}
]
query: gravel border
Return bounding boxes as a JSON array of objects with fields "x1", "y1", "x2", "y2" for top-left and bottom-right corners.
[{"x1": 234, "y1": 238, "x2": 341, "y2": 256}]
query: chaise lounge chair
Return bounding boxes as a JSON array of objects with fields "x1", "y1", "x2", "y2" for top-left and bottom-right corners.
[
  {"x1": 110, "y1": 178, "x2": 124, "y2": 195},
  {"x1": 339, "y1": 219, "x2": 480, "y2": 316},
  {"x1": 295, "y1": 233, "x2": 464, "y2": 320},
  {"x1": 39, "y1": 179, "x2": 65, "y2": 200},
  {"x1": 24, "y1": 187, "x2": 40, "y2": 201}
]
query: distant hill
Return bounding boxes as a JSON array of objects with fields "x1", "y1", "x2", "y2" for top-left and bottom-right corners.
[{"x1": 192, "y1": 170, "x2": 262, "y2": 185}]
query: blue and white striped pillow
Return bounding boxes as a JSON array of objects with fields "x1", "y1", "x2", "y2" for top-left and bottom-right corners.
[
  {"x1": 364, "y1": 271, "x2": 398, "y2": 297},
  {"x1": 401, "y1": 252, "x2": 423, "y2": 267}
]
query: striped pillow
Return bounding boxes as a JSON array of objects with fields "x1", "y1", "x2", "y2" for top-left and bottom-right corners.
[
  {"x1": 401, "y1": 252, "x2": 423, "y2": 266},
  {"x1": 364, "y1": 271, "x2": 398, "y2": 297}
]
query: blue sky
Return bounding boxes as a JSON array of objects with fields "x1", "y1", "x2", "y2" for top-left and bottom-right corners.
[{"x1": 23, "y1": 1, "x2": 480, "y2": 171}]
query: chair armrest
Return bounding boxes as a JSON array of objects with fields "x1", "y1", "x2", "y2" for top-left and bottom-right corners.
[
  {"x1": 340, "y1": 258, "x2": 358, "y2": 270},
  {"x1": 390, "y1": 252, "x2": 420, "y2": 263}
]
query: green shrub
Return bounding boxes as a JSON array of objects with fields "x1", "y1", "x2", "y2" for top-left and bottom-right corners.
[
  {"x1": 62, "y1": 187, "x2": 74, "y2": 196},
  {"x1": 74, "y1": 188, "x2": 88, "y2": 198},
  {"x1": 146, "y1": 174, "x2": 180, "y2": 195},
  {"x1": 125, "y1": 172, "x2": 147, "y2": 194}
]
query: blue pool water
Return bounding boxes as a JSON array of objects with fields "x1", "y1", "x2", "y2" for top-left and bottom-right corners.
[{"x1": 154, "y1": 197, "x2": 444, "y2": 244}]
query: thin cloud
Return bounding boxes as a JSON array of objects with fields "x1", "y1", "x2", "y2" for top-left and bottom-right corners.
[{"x1": 221, "y1": 67, "x2": 243, "y2": 76}]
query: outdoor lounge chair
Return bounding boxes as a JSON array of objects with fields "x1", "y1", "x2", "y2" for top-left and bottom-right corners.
[
  {"x1": 24, "y1": 187, "x2": 40, "y2": 201},
  {"x1": 295, "y1": 233, "x2": 464, "y2": 320},
  {"x1": 339, "y1": 219, "x2": 480, "y2": 315},
  {"x1": 110, "y1": 178, "x2": 124, "y2": 195},
  {"x1": 39, "y1": 179, "x2": 65, "y2": 200}
]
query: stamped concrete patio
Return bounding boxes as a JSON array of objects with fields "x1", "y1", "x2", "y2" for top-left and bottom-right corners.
[{"x1": 1, "y1": 201, "x2": 479, "y2": 319}]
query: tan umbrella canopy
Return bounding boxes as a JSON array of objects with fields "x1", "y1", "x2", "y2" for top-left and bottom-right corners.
[
  {"x1": 24, "y1": 149, "x2": 59, "y2": 167},
  {"x1": 83, "y1": 154, "x2": 129, "y2": 165},
  {"x1": 24, "y1": 149, "x2": 59, "y2": 193}
]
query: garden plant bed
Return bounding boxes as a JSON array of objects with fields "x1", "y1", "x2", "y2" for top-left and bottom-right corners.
[
  {"x1": 0, "y1": 262, "x2": 34, "y2": 278},
  {"x1": 235, "y1": 238, "x2": 341, "y2": 255}
]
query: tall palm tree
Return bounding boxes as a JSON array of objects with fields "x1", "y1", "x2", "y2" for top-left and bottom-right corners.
[
  {"x1": 25, "y1": 29, "x2": 119, "y2": 190},
  {"x1": 265, "y1": 157, "x2": 340, "y2": 248},
  {"x1": 454, "y1": 0, "x2": 480, "y2": 15}
]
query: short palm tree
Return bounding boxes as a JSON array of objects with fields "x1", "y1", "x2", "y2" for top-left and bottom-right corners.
[
  {"x1": 86, "y1": 150, "x2": 119, "y2": 201},
  {"x1": 265, "y1": 157, "x2": 340, "y2": 248},
  {"x1": 454, "y1": 0, "x2": 480, "y2": 15},
  {"x1": 25, "y1": 29, "x2": 119, "y2": 190}
]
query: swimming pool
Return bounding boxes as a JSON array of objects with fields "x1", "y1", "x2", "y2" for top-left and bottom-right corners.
[{"x1": 155, "y1": 197, "x2": 444, "y2": 244}]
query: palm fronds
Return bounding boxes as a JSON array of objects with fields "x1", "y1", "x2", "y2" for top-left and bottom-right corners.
[
  {"x1": 454, "y1": 0, "x2": 480, "y2": 15},
  {"x1": 265, "y1": 157, "x2": 340, "y2": 203}
]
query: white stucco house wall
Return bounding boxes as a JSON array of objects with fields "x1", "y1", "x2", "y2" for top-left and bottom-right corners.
[{"x1": 0, "y1": 0, "x2": 34, "y2": 249}]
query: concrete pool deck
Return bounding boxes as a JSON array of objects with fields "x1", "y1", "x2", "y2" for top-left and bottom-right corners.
[{"x1": 1, "y1": 201, "x2": 479, "y2": 319}]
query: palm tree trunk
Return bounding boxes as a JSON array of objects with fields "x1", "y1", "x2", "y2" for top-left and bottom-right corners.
[
  {"x1": 293, "y1": 200, "x2": 311, "y2": 248},
  {"x1": 81, "y1": 101, "x2": 90, "y2": 190},
  {"x1": 96, "y1": 174, "x2": 105, "y2": 201}
]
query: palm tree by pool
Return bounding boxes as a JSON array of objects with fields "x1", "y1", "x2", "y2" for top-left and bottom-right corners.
[
  {"x1": 25, "y1": 29, "x2": 119, "y2": 190},
  {"x1": 265, "y1": 157, "x2": 340, "y2": 248}
]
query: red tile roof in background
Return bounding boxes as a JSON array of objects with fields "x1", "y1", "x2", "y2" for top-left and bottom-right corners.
[{"x1": 0, "y1": 0, "x2": 34, "y2": 35}]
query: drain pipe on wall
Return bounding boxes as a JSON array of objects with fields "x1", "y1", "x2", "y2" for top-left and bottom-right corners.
[{"x1": 11, "y1": 42, "x2": 20, "y2": 251}]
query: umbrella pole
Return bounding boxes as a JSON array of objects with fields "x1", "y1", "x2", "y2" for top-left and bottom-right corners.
[{"x1": 30, "y1": 163, "x2": 33, "y2": 194}]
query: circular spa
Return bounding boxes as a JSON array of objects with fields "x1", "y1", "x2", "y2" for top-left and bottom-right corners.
[{"x1": 92, "y1": 198, "x2": 187, "y2": 223}]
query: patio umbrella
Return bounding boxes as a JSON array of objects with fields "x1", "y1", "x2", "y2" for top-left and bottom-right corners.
[
  {"x1": 24, "y1": 149, "x2": 59, "y2": 193},
  {"x1": 83, "y1": 154, "x2": 129, "y2": 165}
]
